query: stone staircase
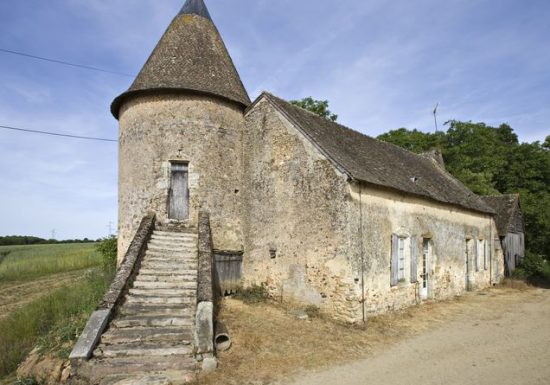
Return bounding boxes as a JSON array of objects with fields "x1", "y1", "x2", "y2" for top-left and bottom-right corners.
[{"x1": 79, "y1": 230, "x2": 200, "y2": 385}]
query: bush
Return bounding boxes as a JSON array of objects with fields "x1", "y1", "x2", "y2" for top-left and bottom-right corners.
[
  {"x1": 96, "y1": 236, "x2": 117, "y2": 272},
  {"x1": 514, "y1": 251, "x2": 550, "y2": 281},
  {"x1": 234, "y1": 284, "x2": 269, "y2": 304}
]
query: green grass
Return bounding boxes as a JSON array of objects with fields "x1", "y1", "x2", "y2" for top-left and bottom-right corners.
[
  {"x1": 0, "y1": 269, "x2": 113, "y2": 377},
  {"x1": 0, "y1": 243, "x2": 101, "y2": 283}
]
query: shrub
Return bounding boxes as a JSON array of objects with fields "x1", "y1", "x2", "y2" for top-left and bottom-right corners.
[
  {"x1": 514, "y1": 251, "x2": 550, "y2": 281},
  {"x1": 304, "y1": 305, "x2": 321, "y2": 318},
  {"x1": 96, "y1": 236, "x2": 117, "y2": 272},
  {"x1": 234, "y1": 284, "x2": 269, "y2": 304}
]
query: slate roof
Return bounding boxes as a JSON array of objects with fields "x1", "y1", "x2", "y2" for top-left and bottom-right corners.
[
  {"x1": 479, "y1": 194, "x2": 521, "y2": 235},
  {"x1": 111, "y1": 0, "x2": 250, "y2": 119},
  {"x1": 258, "y1": 93, "x2": 495, "y2": 215}
]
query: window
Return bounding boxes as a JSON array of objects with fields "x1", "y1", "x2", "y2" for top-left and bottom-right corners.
[{"x1": 391, "y1": 234, "x2": 409, "y2": 286}]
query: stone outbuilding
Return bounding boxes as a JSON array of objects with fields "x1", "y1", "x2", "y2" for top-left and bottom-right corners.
[
  {"x1": 480, "y1": 194, "x2": 525, "y2": 276},
  {"x1": 113, "y1": 0, "x2": 506, "y2": 323}
]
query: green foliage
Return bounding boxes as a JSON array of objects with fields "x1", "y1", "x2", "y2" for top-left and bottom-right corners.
[
  {"x1": 290, "y1": 97, "x2": 338, "y2": 122},
  {"x1": 377, "y1": 121, "x2": 550, "y2": 258},
  {"x1": 14, "y1": 378, "x2": 41, "y2": 385},
  {"x1": 512, "y1": 252, "x2": 550, "y2": 281},
  {"x1": 304, "y1": 305, "x2": 321, "y2": 318},
  {"x1": 0, "y1": 243, "x2": 102, "y2": 283},
  {"x1": 0, "y1": 269, "x2": 112, "y2": 377},
  {"x1": 96, "y1": 236, "x2": 118, "y2": 272},
  {"x1": 235, "y1": 284, "x2": 269, "y2": 304}
]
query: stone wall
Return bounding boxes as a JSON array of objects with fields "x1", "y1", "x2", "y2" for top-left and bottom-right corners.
[
  {"x1": 117, "y1": 94, "x2": 245, "y2": 262},
  {"x1": 349, "y1": 183, "x2": 504, "y2": 316},
  {"x1": 242, "y1": 99, "x2": 362, "y2": 323}
]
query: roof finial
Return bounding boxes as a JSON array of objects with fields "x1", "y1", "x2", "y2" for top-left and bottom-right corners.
[{"x1": 178, "y1": 0, "x2": 212, "y2": 21}]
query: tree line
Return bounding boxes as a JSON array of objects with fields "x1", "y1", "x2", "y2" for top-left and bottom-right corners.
[{"x1": 0, "y1": 235, "x2": 97, "y2": 246}]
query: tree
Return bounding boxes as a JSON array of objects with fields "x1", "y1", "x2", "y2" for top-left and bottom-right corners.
[
  {"x1": 290, "y1": 97, "x2": 338, "y2": 121},
  {"x1": 543, "y1": 135, "x2": 550, "y2": 150}
]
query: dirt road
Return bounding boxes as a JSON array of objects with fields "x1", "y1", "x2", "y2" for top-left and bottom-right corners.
[{"x1": 285, "y1": 288, "x2": 550, "y2": 385}]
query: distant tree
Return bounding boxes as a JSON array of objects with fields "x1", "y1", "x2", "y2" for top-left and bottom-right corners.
[
  {"x1": 543, "y1": 135, "x2": 550, "y2": 150},
  {"x1": 290, "y1": 97, "x2": 338, "y2": 122},
  {"x1": 377, "y1": 128, "x2": 445, "y2": 154}
]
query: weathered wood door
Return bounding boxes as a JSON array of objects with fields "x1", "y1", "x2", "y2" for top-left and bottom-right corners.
[
  {"x1": 169, "y1": 163, "x2": 189, "y2": 220},
  {"x1": 214, "y1": 252, "x2": 243, "y2": 295}
]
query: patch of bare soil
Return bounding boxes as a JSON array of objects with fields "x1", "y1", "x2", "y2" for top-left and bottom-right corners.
[
  {"x1": 196, "y1": 283, "x2": 547, "y2": 385},
  {"x1": 0, "y1": 271, "x2": 84, "y2": 320}
]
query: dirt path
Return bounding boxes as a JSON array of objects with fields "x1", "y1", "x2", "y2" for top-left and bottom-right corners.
[
  {"x1": 285, "y1": 288, "x2": 550, "y2": 385},
  {"x1": 0, "y1": 270, "x2": 86, "y2": 319}
]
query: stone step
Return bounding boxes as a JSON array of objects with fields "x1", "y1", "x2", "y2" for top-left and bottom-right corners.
[
  {"x1": 152, "y1": 231, "x2": 197, "y2": 239},
  {"x1": 125, "y1": 295, "x2": 195, "y2": 305},
  {"x1": 128, "y1": 288, "x2": 196, "y2": 297},
  {"x1": 112, "y1": 315, "x2": 193, "y2": 328},
  {"x1": 118, "y1": 305, "x2": 194, "y2": 318},
  {"x1": 141, "y1": 254, "x2": 197, "y2": 263},
  {"x1": 147, "y1": 245, "x2": 195, "y2": 254},
  {"x1": 147, "y1": 241, "x2": 197, "y2": 251},
  {"x1": 120, "y1": 302, "x2": 193, "y2": 313},
  {"x1": 138, "y1": 269, "x2": 197, "y2": 276},
  {"x1": 148, "y1": 238, "x2": 196, "y2": 246},
  {"x1": 81, "y1": 355, "x2": 197, "y2": 384},
  {"x1": 139, "y1": 262, "x2": 197, "y2": 271},
  {"x1": 94, "y1": 342, "x2": 194, "y2": 358},
  {"x1": 135, "y1": 274, "x2": 196, "y2": 282},
  {"x1": 133, "y1": 281, "x2": 197, "y2": 290},
  {"x1": 101, "y1": 327, "x2": 193, "y2": 345}
]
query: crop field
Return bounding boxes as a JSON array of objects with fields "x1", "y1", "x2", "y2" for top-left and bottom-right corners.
[{"x1": 0, "y1": 243, "x2": 113, "y2": 379}]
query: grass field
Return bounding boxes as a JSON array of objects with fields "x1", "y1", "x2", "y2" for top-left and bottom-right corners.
[
  {"x1": 0, "y1": 243, "x2": 101, "y2": 283},
  {"x1": 0, "y1": 243, "x2": 113, "y2": 379}
]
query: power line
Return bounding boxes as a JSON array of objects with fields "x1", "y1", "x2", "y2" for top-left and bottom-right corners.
[
  {"x1": 0, "y1": 124, "x2": 117, "y2": 142},
  {"x1": 0, "y1": 48, "x2": 134, "y2": 77}
]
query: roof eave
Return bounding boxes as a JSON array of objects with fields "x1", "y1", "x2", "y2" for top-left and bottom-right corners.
[{"x1": 111, "y1": 88, "x2": 249, "y2": 120}]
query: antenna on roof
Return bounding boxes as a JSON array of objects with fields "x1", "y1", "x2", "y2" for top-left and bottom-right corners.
[{"x1": 433, "y1": 103, "x2": 439, "y2": 132}]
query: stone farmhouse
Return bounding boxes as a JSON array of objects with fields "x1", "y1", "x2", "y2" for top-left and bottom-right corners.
[
  {"x1": 112, "y1": 0, "x2": 507, "y2": 321},
  {"x1": 71, "y1": 0, "x2": 507, "y2": 382}
]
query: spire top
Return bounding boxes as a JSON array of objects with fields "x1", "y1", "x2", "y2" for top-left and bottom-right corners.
[{"x1": 178, "y1": 0, "x2": 212, "y2": 21}]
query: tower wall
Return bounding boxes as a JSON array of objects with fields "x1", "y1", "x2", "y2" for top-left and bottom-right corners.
[{"x1": 117, "y1": 93, "x2": 244, "y2": 262}]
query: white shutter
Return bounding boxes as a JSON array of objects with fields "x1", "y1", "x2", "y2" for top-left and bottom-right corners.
[
  {"x1": 410, "y1": 236, "x2": 418, "y2": 283},
  {"x1": 391, "y1": 234, "x2": 399, "y2": 286}
]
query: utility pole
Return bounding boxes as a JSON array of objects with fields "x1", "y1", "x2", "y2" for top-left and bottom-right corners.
[
  {"x1": 107, "y1": 221, "x2": 114, "y2": 236},
  {"x1": 51, "y1": 229, "x2": 56, "y2": 240},
  {"x1": 433, "y1": 103, "x2": 439, "y2": 132}
]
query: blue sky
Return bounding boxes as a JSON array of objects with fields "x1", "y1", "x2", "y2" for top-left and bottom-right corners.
[{"x1": 0, "y1": 0, "x2": 548, "y2": 239}]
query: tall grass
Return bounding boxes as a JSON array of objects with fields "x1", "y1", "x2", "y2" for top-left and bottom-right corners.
[
  {"x1": 0, "y1": 269, "x2": 113, "y2": 377},
  {"x1": 0, "y1": 243, "x2": 101, "y2": 283}
]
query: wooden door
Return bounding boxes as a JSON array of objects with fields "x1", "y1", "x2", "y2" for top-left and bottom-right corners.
[{"x1": 169, "y1": 163, "x2": 189, "y2": 220}]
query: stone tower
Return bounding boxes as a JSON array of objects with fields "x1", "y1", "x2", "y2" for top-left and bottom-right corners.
[{"x1": 112, "y1": 0, "x2": 250, "y2": 261}]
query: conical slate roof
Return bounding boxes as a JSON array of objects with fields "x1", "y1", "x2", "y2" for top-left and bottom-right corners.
[{"x1": 111, "y1": 0, "x2": 250, "y2": 118}]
